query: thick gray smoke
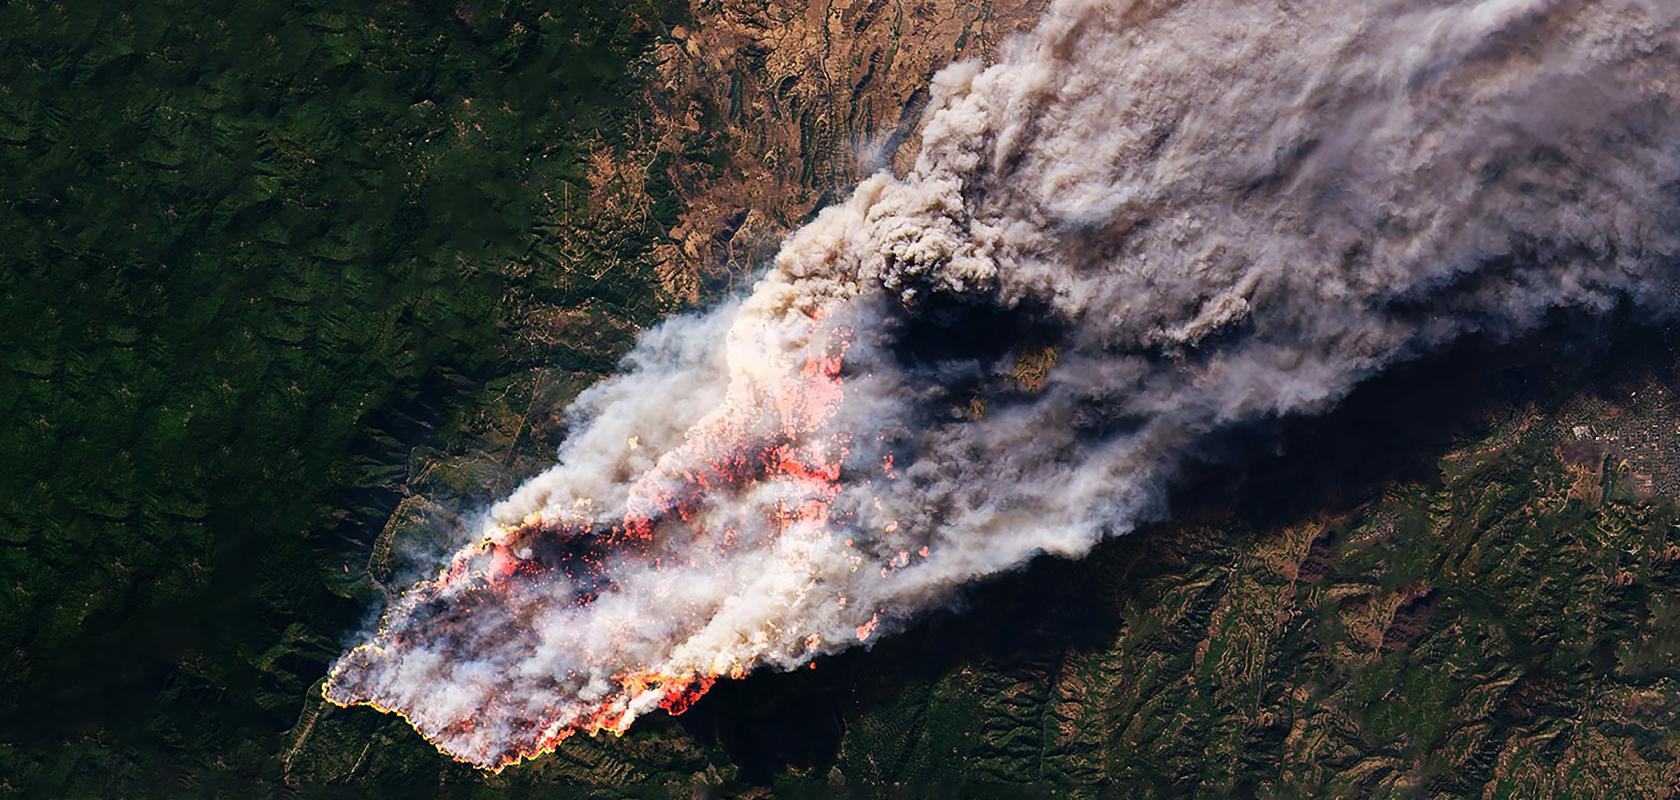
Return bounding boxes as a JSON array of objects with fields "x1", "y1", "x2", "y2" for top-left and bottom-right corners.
[{"x1": 326, "y1": 0, "x2": 1680, "y2": 768}]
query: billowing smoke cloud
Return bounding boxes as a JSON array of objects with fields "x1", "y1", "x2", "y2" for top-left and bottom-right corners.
[{"x1": 326, "y1": 0, "x2": 1680, "y2": 768}]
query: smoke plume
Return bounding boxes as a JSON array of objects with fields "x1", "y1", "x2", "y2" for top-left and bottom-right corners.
[{"x1": 325, "y1": 0, "x2": 1680, "y2": 768}]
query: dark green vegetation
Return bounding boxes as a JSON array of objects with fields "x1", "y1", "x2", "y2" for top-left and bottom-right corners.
[
  {"x1": 6, "y1": 2, "x2": 1680, "y2": 798},
  {"x1": 0, "y1": 1, "x2": 682, "y2": 794}
]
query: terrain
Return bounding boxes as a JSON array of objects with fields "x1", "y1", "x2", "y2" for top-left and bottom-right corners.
[{"x1": 3, "y1": 1, "x2": 1679, "y2": 797}]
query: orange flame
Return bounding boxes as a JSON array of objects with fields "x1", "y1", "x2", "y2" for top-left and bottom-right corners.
[{"x1": 324, "y1": 326, "x2": 870, "y2": 770}]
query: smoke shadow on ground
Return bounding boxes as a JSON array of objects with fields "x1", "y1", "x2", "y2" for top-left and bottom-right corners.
[{"x1": 660, "y1": 308, "x2": 1679, "y2": 785}]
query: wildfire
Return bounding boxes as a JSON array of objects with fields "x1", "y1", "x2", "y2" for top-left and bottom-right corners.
[{"x1": 323, "y1": 322, "x2": 882, "y2": 770}]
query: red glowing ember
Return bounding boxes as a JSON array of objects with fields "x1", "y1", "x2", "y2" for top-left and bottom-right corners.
[{"x1": 322, "y1": 325, "x2": 868, "y2": 770}]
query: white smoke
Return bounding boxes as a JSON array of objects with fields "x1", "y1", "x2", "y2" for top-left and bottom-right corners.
[{"x1": 326, "y1": 0, "x2": 1680, "y2": 768}]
